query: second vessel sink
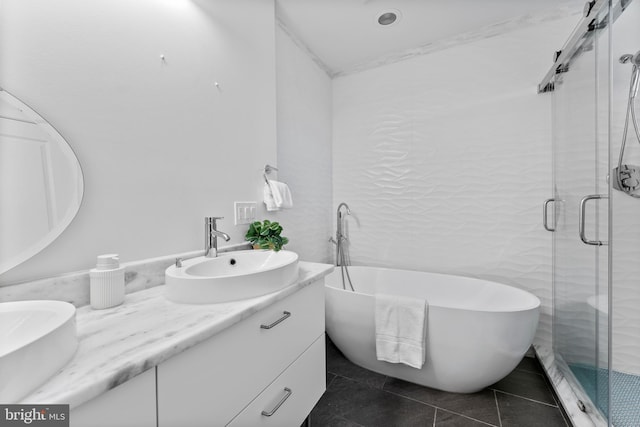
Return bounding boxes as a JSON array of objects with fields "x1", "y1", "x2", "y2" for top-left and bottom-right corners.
[
  {"x1": 165, "y1": 250, "x2": 299, "y2": 304},
  {"x1": 0, "y1": 300, "x2": 78, "y2": 402}
]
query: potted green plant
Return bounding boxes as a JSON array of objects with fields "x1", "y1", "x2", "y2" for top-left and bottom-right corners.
[{"x1": 245, "y1": 220, "x2": 289, "y2": 252}]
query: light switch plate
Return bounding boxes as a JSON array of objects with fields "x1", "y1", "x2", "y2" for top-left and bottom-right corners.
[{"x1": 234, "y1": 201, "x2": 257, "y2": 225}]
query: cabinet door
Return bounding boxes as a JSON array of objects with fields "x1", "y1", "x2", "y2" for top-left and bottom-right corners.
[
  {"x1": 227, "y1": 335, "x2": 326, "y2": 427},
  {"x1": 70, "y1": 368, "x2": 156, "y2": 427}
]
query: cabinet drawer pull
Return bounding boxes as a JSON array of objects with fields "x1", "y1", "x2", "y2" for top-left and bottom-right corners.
[
  {"x1": 261, "y1": 387, "x2": 292, "y2": 417},
  {"x1": 260, "y1": 311, "x2": 291, "y2": 329}
]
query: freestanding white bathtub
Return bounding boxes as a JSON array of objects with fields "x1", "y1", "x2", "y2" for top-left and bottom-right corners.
[{"x1": 325, "y1": 266, "x2": 540, "y2": 393}]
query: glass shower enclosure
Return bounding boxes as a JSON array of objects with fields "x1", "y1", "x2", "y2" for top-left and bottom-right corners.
[{"x1": 542, "y1": 0, "x2": 640, "y2": 425}]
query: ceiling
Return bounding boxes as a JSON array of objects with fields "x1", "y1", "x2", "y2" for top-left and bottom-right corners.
[{"x1": 276, "y1": 0, "x2": 584, "y2": 77}]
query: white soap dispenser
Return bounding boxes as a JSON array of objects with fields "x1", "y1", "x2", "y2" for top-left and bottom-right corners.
[{"x1": 90, "y1": 254, "x2": 125, "y2": 309}]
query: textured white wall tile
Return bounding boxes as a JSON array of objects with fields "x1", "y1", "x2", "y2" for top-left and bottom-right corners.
[
  {"x1": 332, "y1": 18, "x2": 578, "y2": 349},
  {"x1": 275, "y1": 25, "x2": 333, "y2": 263}
]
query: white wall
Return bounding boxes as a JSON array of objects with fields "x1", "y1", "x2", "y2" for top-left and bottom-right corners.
[
  {"x1": 274, "y1": 23, "x2": 333, "y2": 263},
  {"x1": 0, "y1": 0, "x2": 277, "y2": 284},
  {"x1": 332, "y1": 17, "x2": 578, "y2": 348}
]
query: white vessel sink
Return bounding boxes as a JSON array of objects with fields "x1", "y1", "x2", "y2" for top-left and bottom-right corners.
[
  {"x1": 0, "y1": 300, "x2": 78, "y2": 402},
  {"x1": 165, "y1": 250, "x2": 299, "y2": 304}
]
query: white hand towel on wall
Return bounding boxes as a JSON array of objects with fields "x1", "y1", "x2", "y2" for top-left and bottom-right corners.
[
  {"x1": 263, "y1": 183, "x2": 278, "y2": 211},
  {"x1": 263, "y1": 180, "x2": 293, "y2": 211},
  {"x1": 375, "y1": 293, "x2": 427, "y2": 369}
]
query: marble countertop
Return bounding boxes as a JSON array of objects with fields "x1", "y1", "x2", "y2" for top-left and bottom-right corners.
[{"x1": 20, "y1": 261, "x2": 334, "y2": 409}]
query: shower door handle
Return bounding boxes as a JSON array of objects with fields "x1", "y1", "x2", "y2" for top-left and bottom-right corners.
[
  {"x1": 579, "y1": 194, "x2": 608, "y2": 246},
  {"x1": 543, "y1": 198, "x2": 557, "y2": 232}
]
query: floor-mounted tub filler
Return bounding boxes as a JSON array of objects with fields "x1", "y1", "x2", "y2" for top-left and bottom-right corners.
[{"x1": 325, "y1": 266, "x2": 540, "y2": 393}]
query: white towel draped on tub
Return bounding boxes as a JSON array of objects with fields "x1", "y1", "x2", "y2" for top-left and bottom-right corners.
[
  {"x1": 375, "y1": 293, "x2": 427, "y2": 369},
  {"x1": 263, "y1": 180, "x2": 293, "y2": 211}
]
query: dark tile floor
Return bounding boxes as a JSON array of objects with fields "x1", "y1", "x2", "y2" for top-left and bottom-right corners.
[{"x1": 308, "y1": 337, "x2": 571, "y2": 427}]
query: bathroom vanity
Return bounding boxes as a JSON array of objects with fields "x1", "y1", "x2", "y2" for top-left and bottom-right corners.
[
  {"x1": 21, "y1": 262, "x2": 332, "y2": 427},
  {"x1": 157, "y1": 278, "x2": 325, "y2": 426}
]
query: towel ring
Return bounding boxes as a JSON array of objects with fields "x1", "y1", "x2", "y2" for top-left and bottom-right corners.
[{"x1": 264, "y1": 164, "x2": 278, "y2": 184}]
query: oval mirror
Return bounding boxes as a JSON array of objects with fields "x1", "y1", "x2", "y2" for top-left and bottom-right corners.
[{"x1": 0, "y1": 88, "x2": 84, "y2": 274}]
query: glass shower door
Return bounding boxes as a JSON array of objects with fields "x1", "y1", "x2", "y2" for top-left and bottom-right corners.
[
  {"x1": 609, "y1": 0, "x2": 640, "y2": 424},
  {"x1": 552, "y1": 8, "x2": 610, "y2": 422}
]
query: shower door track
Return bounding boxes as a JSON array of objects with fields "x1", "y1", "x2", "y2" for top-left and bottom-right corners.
[{"x1": 538, "y1": 0, "x2": 631, "y2": 93}]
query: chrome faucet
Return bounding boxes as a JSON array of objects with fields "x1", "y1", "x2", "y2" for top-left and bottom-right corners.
[{"x1": 204, "y1": 217, "x2": 231, "y2": 258}]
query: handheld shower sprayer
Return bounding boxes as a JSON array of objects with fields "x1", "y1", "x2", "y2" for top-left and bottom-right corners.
[
  {"x1": 332, "y1": 202, "x2": 355, "y2": 291},
  {"x1": 335, "y1": 202, "x2": 351, "y2": 255},
  {"x1": 337, "y1": 202, "x2": 351, "y2": 216},
  {"x1": 619, "y1": 51, "x2": 640, "y2": 65},
  {"x1": 619, "y1": 52, "x2": 640, "y2": 99}
]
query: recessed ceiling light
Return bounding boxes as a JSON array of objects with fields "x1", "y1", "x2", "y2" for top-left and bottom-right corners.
[{"x1": 375, "y1": 9, "x2": 401, "y2": 27}]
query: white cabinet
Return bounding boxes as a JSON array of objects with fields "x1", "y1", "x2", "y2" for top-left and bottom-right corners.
[
  {"x1": 227, "y1": 335, "x2": 325, "y2": 427},
  {"x1": 70, "y1": 368, "x2": 156, "y2": 427},
  {"x1": 68, "y1": 279, "x2": 326, "y2": 427},
  {"x1": 157, "y1": 280, "x2": 326, "y2": 427}
]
